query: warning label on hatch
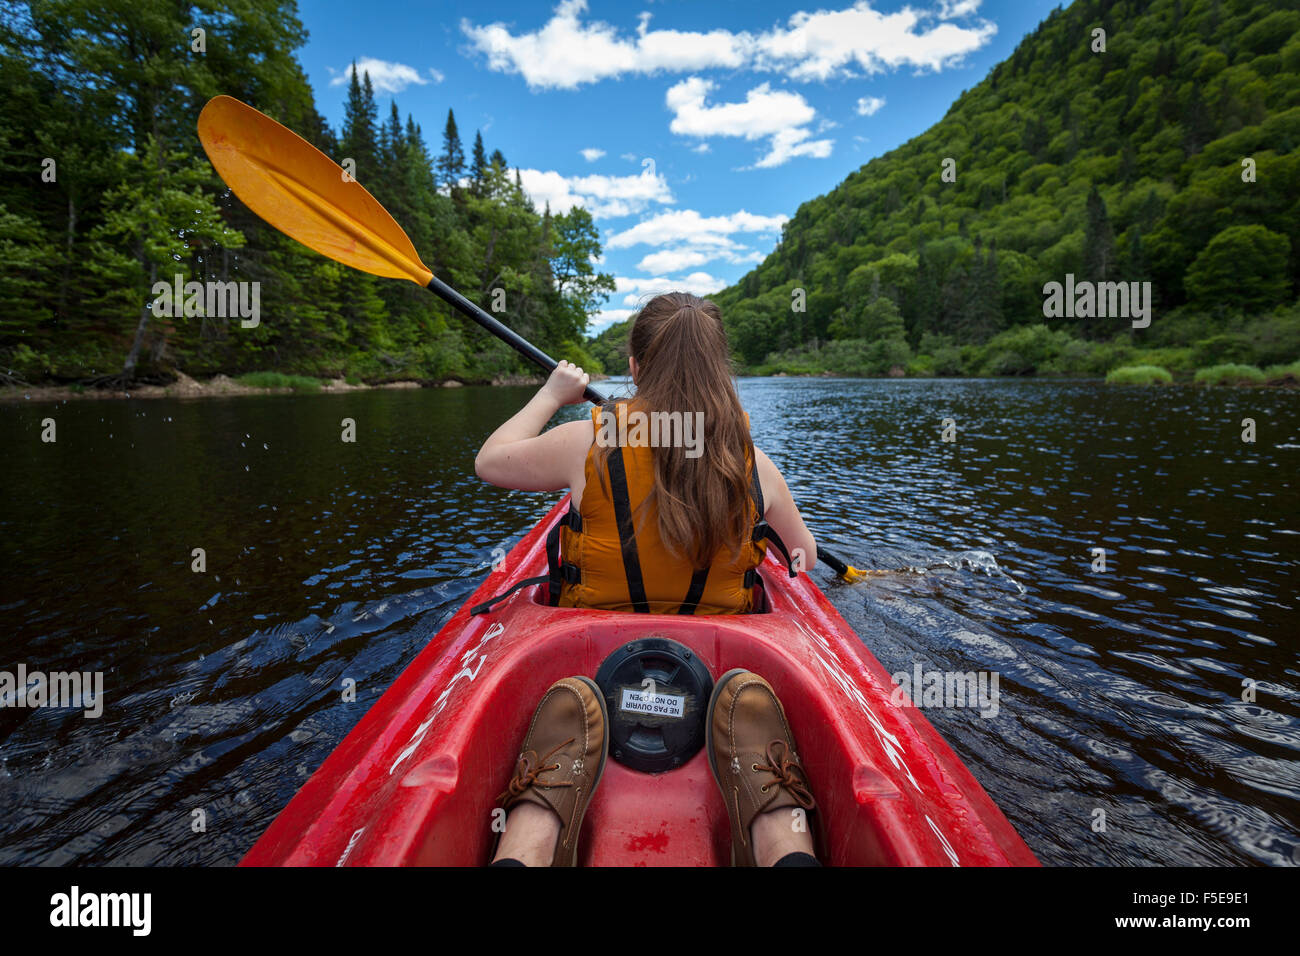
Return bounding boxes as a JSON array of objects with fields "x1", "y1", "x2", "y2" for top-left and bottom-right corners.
[{"x1": 619, "y1": 687, "x2": 686, "y2": 718}]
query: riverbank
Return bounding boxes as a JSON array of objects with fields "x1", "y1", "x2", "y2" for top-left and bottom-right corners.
[
  {"x1": 0, "y1": 370, "x2": 549, "y2": 403},
  {"x1": 6, "y1": 363, "x2": 1296, "y2": 404},
  {"x1": 747, "y1": 364, "x2": 1300, "y2": 387}
]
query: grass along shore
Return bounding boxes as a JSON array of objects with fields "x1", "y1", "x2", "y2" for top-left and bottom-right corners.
[
  {"x1": 5, "y1": 361, "x2": 1294, "y2": 405},
  {"x1": 0, "y1": 370, "x2": 550, "y2": 403},
  {"x1": 1104, "y1": 361, "x2": 1300, "y2": 386}
]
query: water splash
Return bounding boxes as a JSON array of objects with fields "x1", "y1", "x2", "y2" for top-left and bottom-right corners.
[{"x1": 937, "y1": 550, "x2": 1027, "y2": 594}]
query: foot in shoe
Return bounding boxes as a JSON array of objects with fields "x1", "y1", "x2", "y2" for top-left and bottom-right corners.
[
  {"x1": 492, "y1": 801, "x2": 562, "y2": 866},
  {"x1": 493, "y1": 676, "x2": 609, "y2": 867},
  {"x1": 707, "y1": 669, "x2": 818, "y2": 866},
  {"x1": 750, "y1": 803, "x2": 816, "y2": 867}
]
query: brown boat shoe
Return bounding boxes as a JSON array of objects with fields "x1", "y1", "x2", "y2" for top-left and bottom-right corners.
[
  {"x1": 707, "y1": 669, "x2": 817, "y2": 866},
  {"x1": 497, "y1": 676, "x2": 609, "y2": 866}
]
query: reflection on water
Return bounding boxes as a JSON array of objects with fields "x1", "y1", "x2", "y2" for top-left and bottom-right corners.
[{"x1": 0, "y1": 378, "x2": 1296, "y2": 865}]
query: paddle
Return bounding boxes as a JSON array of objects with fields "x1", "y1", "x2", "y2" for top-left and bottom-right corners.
[
  {"x1": 196, "y1": 95, "x2": 606, "y2": 404},
  {"x1": 815, "y1": 548, "x2": 872, "y2": 582}
]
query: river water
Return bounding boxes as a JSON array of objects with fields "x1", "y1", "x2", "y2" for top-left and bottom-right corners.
[{"x1": 0, "y1": 377, "x2": 1296, "y2": 865}]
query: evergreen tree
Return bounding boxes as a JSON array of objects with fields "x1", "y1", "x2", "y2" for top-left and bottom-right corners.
[
  {"x1": 437, "y1": 109, "x2": 465, "y2": 191},
  {"x1": 1083, "y1": 185, "x2": 1116, "y2": 284},
  {"x1": 340, "y1": 65, "x2": 380, "y2": 182},
  {"x1": 380, "y1": 100, "x2": 404, "y2": 174},
  {"x1": 470, "y1": 130, "x2": 488, "y2": 196}
]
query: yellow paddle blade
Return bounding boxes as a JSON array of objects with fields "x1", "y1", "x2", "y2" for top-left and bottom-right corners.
[
  {"x1": 842, "y1": 566, "x2": 881, "y2": 582},
  {"x1": 197, "y1": 95, "x2": 433, "y2": 286}
]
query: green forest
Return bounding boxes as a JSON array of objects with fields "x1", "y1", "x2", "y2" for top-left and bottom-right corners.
[
  {"x1": 4, "y1": 0, "x2": 1300, "y2": 390},
  {"x1": 0, "y1": 0, "x2": 612, "y2": 386},
  {"x1": 591, "y1": 0, "x2": 1300, "y2": 384}
]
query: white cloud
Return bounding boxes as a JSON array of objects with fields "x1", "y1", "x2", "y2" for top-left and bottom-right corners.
[
  {"x1": 428, "y1": 67, "x2": 445, "y2": 83},
  {"x1": 517, "y1": 166, "x2": 674, "y2": 218},
  {"x1": 856, "y1": 95, "x2": 886, "y2": 116},
  {"x1": 667, "y1": 78, "x2": 813, "y2": 139},
  {"x1": 580, "y1": 147, "x2": 606, "y2": 162},
  {"x1": 637, "y1": 248, "x2": 714, "y2": 273},
  {"x1": 614, "y1": 273, "x2": 725, "y2": 301},
  {"x1": 690, "y1": 142, "x2": 711, "y2": 154},
  {"x1": 753, "y1": 127, "x2": 834, "y2": 167},
  {"x1": 606, "y1": 208, "x2": 783, "y2": 272},
  {"x1": 588, "y1": 308, "x2": 635, "y2": 334},
  {"x1": 607, "y1": 209, "x2": 786, "y2": 250},
  {"x1": 938, "y1": 0, "x2": 983, "y2": 18},
  {"x1": 461, "y1": 0, "x2": 995, "y2": 89},
  {"x1": 329, "y1": 57, "x2": 433, "y2": 93},
  {"x1": 620, "y1": 152, "x2": 639, "y2": 162},
  {"x1": 665, "y1": 78, "x2": 832, "y2": 168},
  {"x1": 750, "y1": 3, "x2": 996, "y2": 81},
  {"x1": 611, "y1": 272, "x2": 727, "y2": 308},
  {"x1": 461, "y1": 0, "x2": 747, "y2": 91},
  {"x1": 636, "y1": 247, "x2": 763, "y2": 271}
]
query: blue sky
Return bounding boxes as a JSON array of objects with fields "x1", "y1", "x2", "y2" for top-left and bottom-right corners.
[{"x1": 296, "y1": 0, "x2": 1062, "y2": 332}]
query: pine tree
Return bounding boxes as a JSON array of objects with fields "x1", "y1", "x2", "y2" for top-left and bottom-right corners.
[
  {"x1": 470, "y1": 131, "x2": 488, "y2": 196},
  {"x1": 341, "y1": 65, "x2": 380, "y2": 183},
  {"x1": 380, "y1": 100, "x2": 404, "y2": 174},
  {"x1": 1083, "y1": 184, "x2": 1115, "y2": 283},
  {"x1": 437, "y1": 109, "x2": 465, "y2": 192}
]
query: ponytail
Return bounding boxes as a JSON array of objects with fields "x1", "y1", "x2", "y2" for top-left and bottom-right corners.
[{"x1": 594, "y1": 292, "x2": 753, "y2": 569}]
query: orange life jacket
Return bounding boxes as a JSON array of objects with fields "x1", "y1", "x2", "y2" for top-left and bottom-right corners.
[{"x1": 469, "y1": 402, "x2": 797, "y2": 618}]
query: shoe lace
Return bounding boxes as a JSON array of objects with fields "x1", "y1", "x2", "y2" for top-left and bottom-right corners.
[
  {"x1": 756, "y1": 740, "x2": 817, "y2": 810},
  {"x1": 498, "y1": 738, "x2": 576, "y2": 804}
]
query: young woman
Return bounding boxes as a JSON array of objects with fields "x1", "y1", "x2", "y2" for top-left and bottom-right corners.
[
  {"x1": 476, "y1": 292, "x2": 822, "y2": 867},
  {"x1": 475, "y1": 291, "x2": 817, "y2": 612}
]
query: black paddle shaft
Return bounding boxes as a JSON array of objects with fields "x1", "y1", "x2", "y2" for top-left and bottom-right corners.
[{"x1": 425, "y1": 275, "x2": 606, "y2": 405}]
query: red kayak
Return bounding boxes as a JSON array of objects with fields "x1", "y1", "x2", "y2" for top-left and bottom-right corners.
[{"x1": 242, "y1": 497, "x2": 1038, "y2": 866}]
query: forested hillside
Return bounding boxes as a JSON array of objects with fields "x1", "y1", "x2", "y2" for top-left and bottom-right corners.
[
  {"x1": 0, "y1": 0, "x2": 612, "y2": 385},
  {"x1": 592, "y1": 0, "x2": 1300, "y2": 381}
]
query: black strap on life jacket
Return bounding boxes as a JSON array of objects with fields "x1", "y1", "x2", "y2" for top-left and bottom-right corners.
[
  {"x1": 677, "y1": 566, "x2": 711, "y2": 615},
  {"x1": 470, "y1": 507, "x2": 581, "y2": 616},
  {"x1": 606, "y1": 439, "x2": 719, "y2": 615},
  {"x1": 606, "y1": 444, "x2": 651, "y2": 613},
  {"x1": 743, "y1": 461, "x2": 799, "y2": 590}
]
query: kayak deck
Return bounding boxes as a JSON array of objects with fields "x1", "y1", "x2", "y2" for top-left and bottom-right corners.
[{"x1": 242, "y1": 497, "x2": 1038, "y2": 866}]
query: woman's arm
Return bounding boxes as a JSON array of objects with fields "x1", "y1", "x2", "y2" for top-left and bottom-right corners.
[
  {"x1": 475, "y1": 361, "x2": 593, "y2": 491},
  {"x1": 754, "y1": 447, "x2": 817, "y2": 572}
]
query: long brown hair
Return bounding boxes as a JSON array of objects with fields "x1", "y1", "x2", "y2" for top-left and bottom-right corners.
[{"x1": 594, "y1": 292, "x2": 754, "y2": 569}]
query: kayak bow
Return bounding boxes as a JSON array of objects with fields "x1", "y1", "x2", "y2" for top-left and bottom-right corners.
[{"x1": 242, "y1": 497, "x2": 1038, "y2": 867}]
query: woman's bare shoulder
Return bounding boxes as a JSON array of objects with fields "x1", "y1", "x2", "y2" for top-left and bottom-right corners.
[{"x1": 751, "y1": 446, "x2": 789, "y2": 514}]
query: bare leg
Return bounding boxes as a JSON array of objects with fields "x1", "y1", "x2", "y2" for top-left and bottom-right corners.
[
  {"x1": 492, "y1": 801, "x2": 561, "y2": 867},
  {"x1": 750, "y1": 804, "x2": 816, "y2": 867}
]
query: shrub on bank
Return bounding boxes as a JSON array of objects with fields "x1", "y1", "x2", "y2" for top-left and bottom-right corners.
[
  {"x1": 234, "y1": 372, "x2": 324, "y2": 392},
  {"x1": 756, "y1": 336, "x2": 912, "y2": 376},
  {"x1": 1193, "y1": 364, "x2": 1266, "y2": 386},
  {"x1": 1123, "y1": 346, "x2": 1197, "y2": 373},
  {"x1": 1263, "y1": 360, "x2": 1300, "y2": 384},
  {"x1": 1106, "y1": 365, "x2": 1174, "y2": 385}
]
